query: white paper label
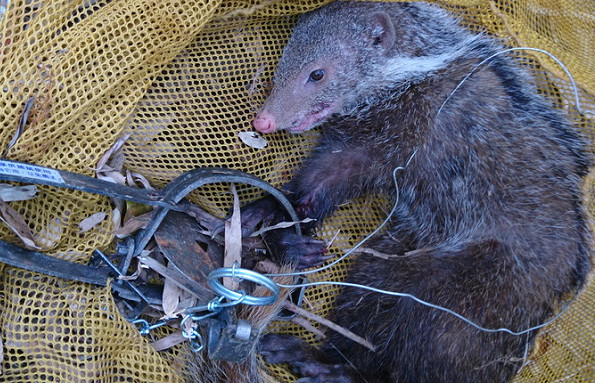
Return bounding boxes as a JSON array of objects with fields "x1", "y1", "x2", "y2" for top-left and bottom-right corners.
[{"x1": 0, "y1": 161, "x2": 65, "y2": 184}]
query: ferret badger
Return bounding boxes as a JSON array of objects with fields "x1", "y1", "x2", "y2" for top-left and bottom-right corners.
[{"x1": 243, "y1": 2, "x2": 592, "y2": 382}]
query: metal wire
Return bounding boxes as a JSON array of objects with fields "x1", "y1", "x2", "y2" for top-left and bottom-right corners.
[{"x1": 207, "y1": 267, "x2": 280, "y2": 306}]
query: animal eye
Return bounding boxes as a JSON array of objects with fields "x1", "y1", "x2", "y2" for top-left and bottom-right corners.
[{"x1": 308, "y1": 69, "x2": 325, "y2": 82}]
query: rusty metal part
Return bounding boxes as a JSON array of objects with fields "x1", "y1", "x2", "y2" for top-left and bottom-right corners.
[
  {"x1": 0, "y1": 239, "x2": 162, "y2": 305},
  {"x1": 208, "y1": 317, "x2": 256, "y2": 362},
  {"x1": 154, "y1": 210, "x2": 223, "y2": 303},
  {"x1": 133, "y1": 167, "x2": 301, "y2": 256},
  {"x1": 0, "y1": 239, "x2": 109, "y2": 284},
  {"x1": 206, "y1": 308, "x2": 257, "y2": 362}
]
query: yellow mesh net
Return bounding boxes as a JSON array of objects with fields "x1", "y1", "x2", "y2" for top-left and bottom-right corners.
[{"x1": 0, "y1": 0, "x2": 593, "y2": 382}]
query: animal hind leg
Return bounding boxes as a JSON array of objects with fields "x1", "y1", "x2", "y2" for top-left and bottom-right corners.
[
  {"x1": 321, "y1": 239, "x2": 545, "y2": 382},
  {"x1": 258, "y1": 333, "x2": 368, "y2": 383}
]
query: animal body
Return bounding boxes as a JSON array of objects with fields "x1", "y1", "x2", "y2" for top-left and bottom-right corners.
[{"x1": 244, "y1": 1, "x2": 592, "y2": 382}]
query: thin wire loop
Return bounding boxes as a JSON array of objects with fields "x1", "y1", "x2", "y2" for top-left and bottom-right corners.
[
  {"x1": 264, "y1": 150, "x2": 417, "y2": 279},
  {"x1": 208, "y1": 267, "x2": 280, "y2": 306},
  {"x1": 255, "y1": 47, "x2": 589, "y2": 336},
  {"x1": 274, "y1": 280, "x2": 576, "y2": 336},
  {"x1": 437, "y1": 47, "x2": 594, "y2": 117}
]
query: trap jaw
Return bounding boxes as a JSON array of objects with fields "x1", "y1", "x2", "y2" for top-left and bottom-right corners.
[{"x1": 0, "y1": 160, "x2": 305, "y2": 362}]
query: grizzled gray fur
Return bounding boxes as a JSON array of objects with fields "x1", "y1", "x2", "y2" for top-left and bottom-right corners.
[{"x1": 245, "y1": 1, "x2": 592, "y2": 382}]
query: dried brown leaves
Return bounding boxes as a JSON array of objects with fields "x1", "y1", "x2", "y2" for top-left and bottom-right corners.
[
  {"x1": 93, "y1": 136, "x2": 369, "y2": 356},
  {"x1": 78, "y1": 212, "x2": 107, "y2": 234},
  {"x1": 0, "y1": 197, "x2": 39, "y2": 250},
  {"x1": 95, "y1": 135, "x2": 158, "y2": 239},
  {"x1": 0, "y1": 184, "x2": 37, "y2": 202},
  {"x1": 223, "y1": 184, "x2": 242, "y2": 290}
]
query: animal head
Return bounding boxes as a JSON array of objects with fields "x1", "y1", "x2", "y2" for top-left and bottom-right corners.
[
  {"x1": 253, "y1": 1, "x2": 474, "y2": 134},
  {"x1": 253, "y1": 2, "x2": 398, "y2": 133}
]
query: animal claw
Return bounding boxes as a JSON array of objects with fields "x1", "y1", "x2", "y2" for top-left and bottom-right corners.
[
  {"x1": 258, "y1": 334, "x2": 309, "y2": 364},
  {"x1": 259, "y1": 334, "x2": 359, "y2": 383},
  {"x1": 297, "y1": 252, "x2": 333, "y2": 270}
]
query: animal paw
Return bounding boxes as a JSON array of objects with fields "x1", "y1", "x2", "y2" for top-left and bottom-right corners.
[
  {"x1": 264, "y1": 230, "x2": 331, "y2": 269},
  {"x1": 237, "y1": 196, "x2": 329, "y2": 268},
  {"x1": 258, "y1": 334, "x2": 310, "y2": 364},
  {"x1": 239, "y1": 195, "x2": 283, "y2": 237},
  {"x1": 259, "y1": 334, "x2": 359, "y2": 383}
]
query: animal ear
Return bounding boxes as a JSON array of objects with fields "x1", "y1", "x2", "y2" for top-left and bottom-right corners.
[{"x1": 369, "y1": 11, "x2": 396, "y2": 52}]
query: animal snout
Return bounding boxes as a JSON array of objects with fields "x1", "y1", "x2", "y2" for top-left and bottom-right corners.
[{"x1": 253, "y1": 112, "x2": 277, "y2": 133}]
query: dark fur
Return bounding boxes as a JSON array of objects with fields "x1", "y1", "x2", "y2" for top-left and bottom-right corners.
[{"x1": 248, "y1": 2, "x2": 592, "y2": 382}]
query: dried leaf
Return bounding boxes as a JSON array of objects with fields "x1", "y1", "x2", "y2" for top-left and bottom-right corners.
[
  {"x1": 4, "y1": 97, "x2": 34, "y2": 157},
  {"x1": 97, "y1": 171, "x2": 126, "y2": 185},
  {"x1": 126, "y1": 171, "x2": 155, "y2": 190},
  {"x1": 223, "y1": 184, "x2": 242, "y2": 291},
  {"x1": 140, "y1": 255, "x2": 207, "y2": 299},
  {"x1": 249, "y1": 218, "x2": 315, "y2": 237},
  {"x1": 113, "y1": 211, "x2": 152, "y2": 238},
  {"x1": 125, "y1": 171, "x2": 134, "y2": 188},
  {"x1": 150, "y1": 331, "x2": 186, "y2": 352},
  {"x1": 173, "y1": 296, "x2": 198, "y2": 316},
  {"x1": 255, "y1": 259, "x2": 281, "y2": 274},
  {"x1": 238, "y1": 131, "x2": 268, "y2": 149},
  {"x1": 117, "y1": 261, "x2": 141, "y2": 281},
  {"x1": 182, "y1": 313, "x2": 195, "y2": 335},
  {"x1": 125, "y1": 201, "x2": 153, "y2": 217},
  {"x1": 78, "y1": 212, "x2": 107, "y2": 233},
  {"x1": 0, "y1": 184, "x2": 37, "y2": 202},
  {"x1": 162, "y1": 267, "x2": 181, "y2": 319},
  {"x1": 0, "y1": 198, "x2": 39, "y2": 250},
  {"x1": 96, "y1": 134, "x2": 131, "y2": 172},
  {"x1": 111, "y1": 207, "x2": 122, "y2": 233},
  {"x1": 178, "y1": 201, "x2": 223, "y2": 234}
]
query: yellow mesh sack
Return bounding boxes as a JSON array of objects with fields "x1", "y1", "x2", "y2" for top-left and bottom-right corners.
[{"x1": 0, "y1": 0, "x2": 593, "y2": 382}]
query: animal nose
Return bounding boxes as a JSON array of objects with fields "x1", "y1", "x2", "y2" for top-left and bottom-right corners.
[{"x1": 253, "y1": 112, "x2": 277, "y2": 133}]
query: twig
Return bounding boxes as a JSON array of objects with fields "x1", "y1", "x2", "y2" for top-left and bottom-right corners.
[
  {"x1": 283, "y1": 301, "x2": 375, "y2": 351},
  {"x1": 291, "y1": 316, "x2": 326, "y2": 339},
  {"x1": 347, "y1": 246, "x2": 395, "y2": 260},
  {"x1": 326, "y1": 229, "x2": 341, "y2": 248}
]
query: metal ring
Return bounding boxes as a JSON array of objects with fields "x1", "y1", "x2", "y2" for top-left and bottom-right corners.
[
  {"x1": 190, "y1": 331, "x2": 204, "y2": 352},
  {"x1": 212, "y1": 290, "x2": 247, "y2": 309},
  {"x1": 130, "y1": 319, "x2": 151, "y2": 336},
  {"x1": 232, "y1": 261, "x2": 240, "y2": 281},
  {"x1": 207, "y1": 267, "x2": 280, "y2": 306}
]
